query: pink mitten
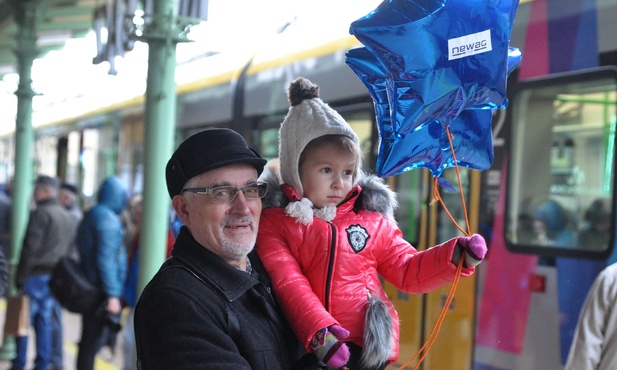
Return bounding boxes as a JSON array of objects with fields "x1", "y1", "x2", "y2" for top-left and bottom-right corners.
[
  {"x1": 310, "y1": 325, "x2": 350, "y2": 368},
  {"x1": 457, "y1": 234, "x2": 487, "y2": 267}
]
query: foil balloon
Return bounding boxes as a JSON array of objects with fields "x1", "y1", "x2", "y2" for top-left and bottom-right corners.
[
  {"x1": 376, "y1": 109, "x2": 495, "y2": 179},
  {"x1": 345, "y1": 47, "x2": 393, "y2": 142},
  {"x1": 346, "y1": 0, "x2": 521, "y2": 178}
]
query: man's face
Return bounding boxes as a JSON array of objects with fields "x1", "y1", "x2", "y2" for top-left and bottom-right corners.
[
  {"x1": 34, "y1": 184, "x2": 52, "y2": 203},
  {"x1": 173, "y1": 163, "x2": 262, "y2": 266},
  {"x1": 59, "y1": 189, "x2": 74, "y2": 208}
]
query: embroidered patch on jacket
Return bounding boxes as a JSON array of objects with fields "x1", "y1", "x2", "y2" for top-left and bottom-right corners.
[{"x1": 346, "y1": 224, "x2": 370, "y2": 253}]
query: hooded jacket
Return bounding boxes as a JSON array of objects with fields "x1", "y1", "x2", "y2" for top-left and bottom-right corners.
[
  {"x1": 77, "y1": 176, "x2": 128, "y2": 298},
  {"x1": 256, "y1": 170, "x2": 475, "y2": 366}
]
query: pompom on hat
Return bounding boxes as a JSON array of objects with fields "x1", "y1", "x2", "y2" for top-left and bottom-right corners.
[
  {"x1": 166, "y1": 128, "x2": 267, "y2": 198},
  {"x1": 279, "y1": 77, "x2": 360, "y2": 197}
]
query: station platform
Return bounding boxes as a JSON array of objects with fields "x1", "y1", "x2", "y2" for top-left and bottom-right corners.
[{"x1": 0, "y1": 299, "x2": 123, "y2": 370}]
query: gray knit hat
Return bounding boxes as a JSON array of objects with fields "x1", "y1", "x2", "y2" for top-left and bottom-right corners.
[{"x1": 279, "y1": 77, "x2": 360, "y2": 197}]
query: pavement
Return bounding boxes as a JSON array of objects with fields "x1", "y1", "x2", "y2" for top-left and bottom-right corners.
[{"x1": 0, "y1": 299, "x2": 124, "y2": 370}]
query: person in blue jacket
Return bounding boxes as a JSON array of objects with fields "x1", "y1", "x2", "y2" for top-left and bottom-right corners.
[
  {"x1": 75, "y1": 176, "x2": 129, "y2": 370},
  {"x1": 532, "y1": 199, "x2": 577, "y2": 248}
]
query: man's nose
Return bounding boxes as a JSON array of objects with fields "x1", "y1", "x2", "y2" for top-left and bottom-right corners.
[{"x1": 229, "y1": 190, "x2": 252, "y2": 214}]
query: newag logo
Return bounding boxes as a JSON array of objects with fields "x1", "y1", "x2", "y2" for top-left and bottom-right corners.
[{"x1": 448, "y1": 29, "x2": 492, "y2": 60}]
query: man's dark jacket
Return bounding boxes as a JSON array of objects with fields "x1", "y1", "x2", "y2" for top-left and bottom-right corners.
[
  {"x1": 134, "y1": 226, "x2": 313, "y2": 370},
  {"x1": 17, "y1": 197, "x2": 73, "y2": 286}
]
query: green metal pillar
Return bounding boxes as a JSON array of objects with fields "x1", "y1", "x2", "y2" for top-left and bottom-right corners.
[
  {"x1": 0, "y1": 0, "x2": 48, "y2": 360},
  {"x1": 136, "y1": 0, "x2": 197, "y2": 294}
]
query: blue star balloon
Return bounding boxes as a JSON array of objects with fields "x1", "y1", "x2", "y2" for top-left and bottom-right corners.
[
  {"x1": 346, "y1": 0, "x2": 521, "y2": 178},
  {"x1": 345, "y1": 47, "x2": 393, "y2": 141},
  {"x1": 376, "y1": 109, "x2": 495, "y2": 179}
]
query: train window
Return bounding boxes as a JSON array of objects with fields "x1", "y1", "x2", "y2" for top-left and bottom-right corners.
[
  {"x1": 258, "y1": 127, "x2": 280, "y2": 160},
  {"x1": 505, "y1": 67, "x2": 617, "y2": 258}
]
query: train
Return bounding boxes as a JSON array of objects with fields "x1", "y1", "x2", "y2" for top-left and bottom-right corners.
[{"x1": 2, "y1": 0, "x2": 617, "y2": 369}]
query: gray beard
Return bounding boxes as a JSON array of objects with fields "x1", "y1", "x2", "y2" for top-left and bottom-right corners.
[{"x1": 220, "y1": 234, "x2": 256, "y2": 259}]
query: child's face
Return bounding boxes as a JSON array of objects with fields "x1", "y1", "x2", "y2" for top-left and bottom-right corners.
[{"x1": 299, "y1": 143, "x2": 357, "y2": 208}]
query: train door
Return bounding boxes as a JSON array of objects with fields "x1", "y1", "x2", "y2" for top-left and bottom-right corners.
[
  {"x1": 389, "y1": 166, "x2": 480, "y2": 370},
  {"x1": 474, "y1": 67, "x2": 617, "y2": 369},
  {"x1": 118, "y1": 117, "x2": 145, "y2": 195},
  {"x1": 55, "y1": 131, "x2": 81, "y2": 185}
]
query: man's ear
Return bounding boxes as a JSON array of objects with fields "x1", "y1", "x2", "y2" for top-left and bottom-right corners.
[{"x1": 172, "y1": 195, "x2": 190, "y2": 225}]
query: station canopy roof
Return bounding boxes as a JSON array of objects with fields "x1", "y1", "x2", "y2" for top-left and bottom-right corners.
[
  {"x1": 0, "y1": 0, "x2": 381, "y2": 135},
  {"x1": 0, "y1": 0, "x2": 99, "y2": 77}
]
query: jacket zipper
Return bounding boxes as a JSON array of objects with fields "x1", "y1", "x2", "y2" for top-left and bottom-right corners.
[
  {"x1": 323, "y1": 189, "x2": 357, "y2": 311},
  {"x1": 324, "y1": 222, "x2": 336, "y2": 312}
]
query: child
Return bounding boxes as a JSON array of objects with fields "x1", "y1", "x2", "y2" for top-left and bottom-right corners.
[{"x1": 256, "y1": 77, "x2": 486, "y2": 370}]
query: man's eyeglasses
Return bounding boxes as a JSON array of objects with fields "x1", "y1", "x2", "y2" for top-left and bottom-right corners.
[{"x1": 181, "y1": 182, "x2": 268, "y2": 203}]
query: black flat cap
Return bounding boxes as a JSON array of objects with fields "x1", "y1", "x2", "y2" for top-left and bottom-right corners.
[
  {"x1": 165, "y1": 128, "x2": 267, "y2": 198},
  {"x1": 61, "y1": 182, "x2": 79, "y2": 194},
  {"x1": 35, "y1": 175, "x2": 59, "y2": 188}
]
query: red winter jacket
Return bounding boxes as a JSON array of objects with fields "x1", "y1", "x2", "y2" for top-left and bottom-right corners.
[{"x1": 256, "y1": 173, "x2": 475, "y2": 364}]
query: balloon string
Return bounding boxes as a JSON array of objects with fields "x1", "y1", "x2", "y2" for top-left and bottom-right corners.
[
  {"x1": 397, "y1": 124, "x2": 470, "y2": 370},
  {"x1": 396, "y1": 257, "x2": 465, "y2": 370},
  {"x1": 432, "y1": 125, "x2": 471, "y2": 236}
]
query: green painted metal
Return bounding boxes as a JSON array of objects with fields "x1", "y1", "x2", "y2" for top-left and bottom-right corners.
[
  {"x1": 0, "y1": 0, "x2": 50, "y2": 360},
  {"x1": 137, "y1": 0, "x2": 198, "y2": 297}
]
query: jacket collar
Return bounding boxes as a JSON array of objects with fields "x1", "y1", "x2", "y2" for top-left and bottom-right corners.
[
  {"x1": 260, "y1": 167, "x2": 398, "y2": 221},
  {"x1": 169, "y1": 227, "x2": 268, "y2": 301},
  {"x1": 279, "y1": 183, "x2": 360, "y2": 224}
]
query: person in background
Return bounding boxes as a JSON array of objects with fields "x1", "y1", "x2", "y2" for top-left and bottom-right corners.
[
  {"x1": 579, "y1": 198, "x2": 611, "y2": 251},
  {"x1": 76, "y1": 176, "x2": 129, "y2": 370},
  {"x1": 256, "y1": 77, "x2": 487, "y2": 369},
  {"x1": 565, "y1": 262, "x2": 617, "y2": 370},
  {"x1": 134, "y1": 128, "x2": 319, "y2": 370},
  {"x1": 12, "y1": 175, "x2": 74, "y2": 370},
  {"x1": 169, "y1": 209, "x2": 183, "y2": 240},
  {"x1": 121, "y1": 194, "x2": 173, "y2": 370},
  {"x1": 59, "y1": 182, "x2": 83, "y2": 237},
  {"x1": 532, "y1": 199, "x2": 577, "y2": 247},
  {"x1": 0, "y1": 248, "x2": 7, "y2": 298},
  {"x1": 120, "y1": 197, "x2": 138, "y2": 258},
  {"x1": 0, "y1": 181, "x2": 11, "y2": 259},
  {"x1": 48, "y1": 181, "x2": 83, "y2": 370},
  {"x1": 121, "y1": 194, "x2": 142, "y2": 370}
]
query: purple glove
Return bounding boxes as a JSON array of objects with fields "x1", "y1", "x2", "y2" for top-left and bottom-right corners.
[
  {"x1": 310, "y1": 325, "x2": 350, "y2": 368},
  {"x1": 457, "y1": 234, "x2": 487, "y2": 268}
]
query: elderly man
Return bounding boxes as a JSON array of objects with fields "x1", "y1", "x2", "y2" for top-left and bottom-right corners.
[{"x1": 134, "y1": 128, "x2": 316, "y2": 370}]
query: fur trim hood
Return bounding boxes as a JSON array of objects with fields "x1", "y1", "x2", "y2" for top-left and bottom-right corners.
[{"x1": 259, "y1": 167, "x2": 398, "y2": 222}]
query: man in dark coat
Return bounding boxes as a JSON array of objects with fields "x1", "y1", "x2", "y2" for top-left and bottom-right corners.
[
  {"x1": 50, "y1": 182, "x2": 83, "y2": 370},
  {"x1": 13, "y1": 175, "x2": 74, "y2": 370},
  {"x1": 134, "y1": 128, "x2": 318, "y2": 370}
]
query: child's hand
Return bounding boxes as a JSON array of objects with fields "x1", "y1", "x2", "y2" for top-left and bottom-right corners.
[
  {"x1": 310, "y1": 325, "x2": 350, "y2": 368},
  {"x1": 456, "y1": 234, "x2": 487, "y2": 268}
]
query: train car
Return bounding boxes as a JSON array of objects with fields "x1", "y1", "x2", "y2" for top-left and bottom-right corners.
[{"x1": 3, "y1": 0, "x2": 617, "y2": 369}]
